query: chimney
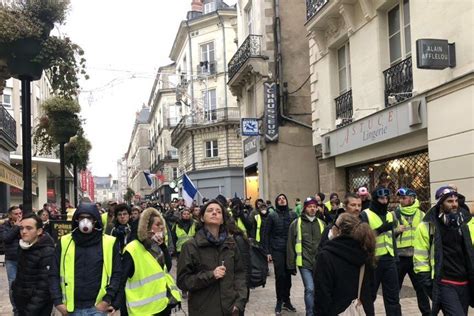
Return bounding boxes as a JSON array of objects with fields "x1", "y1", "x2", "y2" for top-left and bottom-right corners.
[{"x1": 191, "y1": 0, "x2": 203, "y2": 12}]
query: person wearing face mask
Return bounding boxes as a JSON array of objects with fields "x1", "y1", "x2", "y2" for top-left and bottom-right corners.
[
  {"x1": 49, "y1": 203, "x2": 122, "y2": 316},
  {"x1": 360, "y1": 187, "x2": 401, "y2": 316},
  {"x1": 393, "y1": 188, "x2": 430, "y2": 315},
  {"x1": 263, "y1": 194, "x2": 298, "y2": 315},
  {"x1": 171, "y1": 208, "x2": 197, "y2": 258},
  {"x1": 12, "y1": 214, "x2": 55, "y2": 316},
  {"x1": 414, "y1": 186, "x2": 474, "y2": 315},
  {"x1": 249, "y1": 202, "x2": 271, "y2": 244},
  {"x1": 230, "y1": 197, "x2": 252, "y2": 236},
  {"x1": 117, "y1": 208, "x2": 180, "y2": 316},
  {"x1": 286, "y1": 197, "x2": 326, "y2": 316},
  {"x1": 177, "y1": 199, "x2": 247, "y2": 316}
]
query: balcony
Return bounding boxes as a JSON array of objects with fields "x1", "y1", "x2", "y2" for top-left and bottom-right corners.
[
  {"x1": 335, "y1": 90, "x2": 353, "y2": 128},
  {"x1": 171, "y1": 107, "x2": 240, "y2": 147},
  {"x1": 306, "y1": 0, "x2": 329, "y2": 21},
  {"x1": 0, "y1": 103, "x2": 17, "y2": 151},
  {"x1": 227, "y1": 35, "x2": 268, "y2": 91},
  {"x1": 383, "y1": 57, "x2": 413, "y2": 107}
]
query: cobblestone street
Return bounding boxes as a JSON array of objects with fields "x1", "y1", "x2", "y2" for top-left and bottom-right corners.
[{"x1": 2, "y1": 259, "x2": 472, "y2": 316}]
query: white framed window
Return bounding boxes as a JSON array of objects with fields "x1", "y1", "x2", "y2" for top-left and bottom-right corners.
[
  {"x1": 200, "y1": 42, "x2": 215, "y2": 63},
  {"x1": 205, "y1": 140, "x2": 218, "y2": 158},
  {"x1": 245, "y1": 4, "x2": 253, "y2": 36},
  {"x1": 2, "y1": 93, "x2": 12, "y2": 107},
  {"x1": 388, "y1": 0, "x2": 411, "y2": 64},
  {"x1": 337, "y1": 42, "x2": 351, "y2": 94},
  {"x1": 203, "y1": 89, "x2": 217, "y2": 121},
  {"x1": 204, "y1": 1, "x2": 216, "y2": 14}
]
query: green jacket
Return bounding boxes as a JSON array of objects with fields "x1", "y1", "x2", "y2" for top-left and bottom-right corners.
[
  {"x1": 294, "y1": 202, "x2": 303, "y2": 217},
  {"x1": 286, "y1": 214, "x2": 325, "y2": 270},
  {"x1": 176, "y1": 229, "x2": 247, "y2": 316}
]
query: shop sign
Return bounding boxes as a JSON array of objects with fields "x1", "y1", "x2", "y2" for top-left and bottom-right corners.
[
  {"x1": 244, "y1": 137, "x2": 258, "y2": 158},
  {"x1": 50, "y1": 220, "x2": 73, "y2": 241},
  {"x1": 324, "y1": 98, "x2": 427, "y2": 157},
  {"x1": 416, "y1": 39, "x2": 455, "y2": 69},
  {"x1": 241, "y1": 118, "x2": 260, "y2": 136},
  {"x1": 0, "y1": 161, "x2": 23, "y2": 190},
  {"x1": 264, "y1": 82, "x2": 279, "y2": 142}
]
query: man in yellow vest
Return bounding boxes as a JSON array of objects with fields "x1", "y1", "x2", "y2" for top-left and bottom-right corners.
[
  {"x1": 250, "y1": 201, "x2": 271, "y2": 244},
  {"x1": 286, "y1": 197, "x2": 325, "y2": 316},
  {"x1": 171, "y1": 208, "x2": 196, "y2": 258},
  {"x1": 361, "y1": 187, "x2": 401, "y2": 316},
  {"x1": 413, "y1": 186, "x2": 474, "y2": 315},
  {"x1": 230, "y1": 197, "x2": 252, "y2": 235},
  {"x1": 49, "y1": 203, "x2": 122, "y2": 316},
  {"x1": 101, "y1": 201, "x2": 116, "y2": 235},
  {"x1": 394, "y1": 188, "x2": 431, "y2": 315}
]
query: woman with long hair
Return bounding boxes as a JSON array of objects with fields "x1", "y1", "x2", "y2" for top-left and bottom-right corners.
[
  {"x1": 177, "y1": 199, "x2": 247, "y2": 315},
  {"x1": 314, "y1": 213, "x2": 376, "y2": 315}
]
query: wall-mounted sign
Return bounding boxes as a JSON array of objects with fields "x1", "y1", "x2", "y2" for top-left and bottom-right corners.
[
  {"x1": 241, "y1": 118, "x2": 260, "y2": 136},
  {"x1": 264, "y1": 82, "x2": 279, "y2": 142},
  {"x1": 416, "y1": 39, "x2": 456, "y2": 69},
  {"x1": 50, "y1": 220, "x2": 73, "y2": 241},
  {"x1": 244, "y1": 137, "x2": 258, "y2": 158}
]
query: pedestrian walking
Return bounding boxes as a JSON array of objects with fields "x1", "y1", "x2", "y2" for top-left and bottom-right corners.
[
  {"x1": 118, "y1": 208, "x2": 181, "y2": 316},
  {"x1": 12, "y1": 214, "x2": 55, "y2": 316},
  {"x1": 110, "y1": 203, "x2": 133, "y2": 251},
  {"x1": 263, "y1": 194, "x2": 298, "y2": 315},
  {"x1": 177, "y1": 199, "x2": 247, "y2": 316},
  {"x1": 171, "y1": 207, "x2": 197, "y2": 258},
  {"x1": 314, "y1": 213, "x2": 376, "y2": 316},
  {"x1": 361, "y1": 187, "x2": 402, "y2": 316},
  {"x1": 286, "y1": 197, "x2": 326, "y2": 316},
  {"x1": 101, "y1": 201, "x2": 116, "y2": 234},
  {"x1": 230, "y1": 197, "x2": 252, "y2": 236},
  {"x1": 249, "y1": 202, "x2": 271, "y2": 244},
  {"x1": 49, "y1": 203, "x2": 122, "y2": 316},
  {"x1": 0, "y1": 205, "x2": 22, "y2": 315},
  {"x1": 394, "y1": 188, "x2": 431, "y2": 315},
  {"x1": 414, "y1": 186, "x2": 474, "y2": 315}
]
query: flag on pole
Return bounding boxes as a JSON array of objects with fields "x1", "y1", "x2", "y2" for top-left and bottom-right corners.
[
  {"x1": 183, "y1": 174, "x2": 198, "y2": 207},
  {"x1": 143, "y1": 171, "x2": 156, "y2": 187}
]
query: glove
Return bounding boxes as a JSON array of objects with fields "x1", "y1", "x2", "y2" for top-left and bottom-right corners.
[
  {"x1": 288, "y1": 269, "x2": 297, "y2": 276},
  {"x1": 376, "y1": 221, "x2": 394, "y2": 235}
]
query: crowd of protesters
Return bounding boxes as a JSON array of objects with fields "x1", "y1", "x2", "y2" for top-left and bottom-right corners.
[{"x1": 0, "y1": 183, "x2": 473, "y2": 316}]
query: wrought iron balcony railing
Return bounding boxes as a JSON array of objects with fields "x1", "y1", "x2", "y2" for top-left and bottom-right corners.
[
  {"x1": 335, "y1": 90, "x2": 353, "y2": 128},
  {"x1": 383, "y1": 57, "x2": 413, "y2": 107},
  {"x1": 228, "y1": 35, "x2": 263, "y2": 82},
  {"x1": 0, "y1": 103, "x2": 16, "y2": 145},
  {"x1": 306, "y1": 0, "x2": 329, "y2": 20}
]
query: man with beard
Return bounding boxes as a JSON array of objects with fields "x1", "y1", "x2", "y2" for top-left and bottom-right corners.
[
  {"x1": 414, "y1": 186, "x2": 474, "y2": 315},
  {"x1": 263, "y1": 194, "x2": 298, "y2": 315},
  {"x1": 171, "y1": 208, "x2": 197, "y2": 258},
  {"x1": 250, "y1": 202, "x2": 271, "y2": 244},
  {"x1": 49, "y1": 203, "x2": 122, "y2": 316},
  {"x1": 361, "y1": 187, "x2": 401, "y2": 316}
]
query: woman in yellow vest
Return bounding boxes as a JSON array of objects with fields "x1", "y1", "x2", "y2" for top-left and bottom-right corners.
[
  {"x1": 171, "y1": 208, "x2": 196, "y2": 258},
  {"x1": 177, "y1": 199, "x2": 248, "y2": 315}
]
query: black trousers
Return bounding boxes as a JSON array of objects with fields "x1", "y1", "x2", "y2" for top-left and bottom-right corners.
[
  {"x1": 272, "y1": 250, "x2": 292, "y2": 303},
  {"x1": 438, "y1": 282, "x2": 470, "y2": 316},
  {"x1": 374, "y1": 256, "x2": 402, "y2": 316},
  {"x1": 397, "y1": 256, "x2": 431, "y2": 315}
]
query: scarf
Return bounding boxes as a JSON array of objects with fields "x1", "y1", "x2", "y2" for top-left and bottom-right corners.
[
  {"x1": 439, "y1": 210, "x2": 465, "y2": 230},
  {"x1": 19, "y1": 239, "x2": 36, "y2": 250},
  {"x1": 400, "y1": 199, "x2": 420, "y2": 216},
  {"x1": 203, "y1": 227, "x2": 228, "y2": 246}
]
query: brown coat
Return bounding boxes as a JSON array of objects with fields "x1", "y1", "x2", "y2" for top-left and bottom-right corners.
[{"x1": 177, "y1": 229, "x2": 247, "y2": 315}]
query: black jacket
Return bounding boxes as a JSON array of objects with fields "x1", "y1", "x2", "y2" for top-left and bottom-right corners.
[
  {"x1": 314, "y1": 236, "x2": 375, "y2": 316},
  {"x1": 0, "y1": 220, "x2": 20, "y2": 261},
  {"x1": 263, "y1": 195, "x2": 297, "y2": 254},
  {"x1": 49, "y1": 204, "x2": 122, "y2": 309},
  {"x1": 12, "y1": 233, "x2": 55, "y2": 315}
]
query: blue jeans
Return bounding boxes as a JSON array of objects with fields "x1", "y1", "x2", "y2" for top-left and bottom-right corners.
[
  {"x1": 299, "y1": 267, "x2": 314, "y2": 316},
  {"x1": 5, "y1": 260, "x2": 17, "y2": 313},
  {"x1": 69, "y1": 308, "x2": 107, "y2": 316}
]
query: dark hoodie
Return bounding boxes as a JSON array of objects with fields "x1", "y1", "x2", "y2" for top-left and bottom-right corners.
[
  {"x1": 49, "y1": 203, "x2": 122, "y2": 309},
  {"x1": 314, "y1": 236, "x2": 375, "y2": 316},
  {"x1": 262, "y1": 194, "x2": 297, "y2": 253}
]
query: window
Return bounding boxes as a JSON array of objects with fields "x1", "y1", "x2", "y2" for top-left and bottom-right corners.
[
  {"x1": 200, "y1": 42, "x2": 215, "y2": 73},
  {"x1": 388, "y1": 0, "x2": 411, "y2": 64},
  {"x1": 172, "y1": 167, "x2": 178, "y2": 180},
  {"x1": 203, "y1": 89, "x2": 217, "y2": 121},
  {"x1": 245, "y1": 4, "x2": 253, "y2": 36},
  {"x1": 2, "y1": 93, "x2": 12, "y2": 107},
  {"x1": 337, "y1": 42, "x2": 351, "y2": 94},
  {"x1": 204, "y1": 1, "x2": 216, "y2": 14},
  {"x1": 206, "y1": 140, "x2": 218, "y2": 158}
]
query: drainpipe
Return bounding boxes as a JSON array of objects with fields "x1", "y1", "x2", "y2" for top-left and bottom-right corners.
[
  {"x1": 273, "y1": 0, "x2": 312, "y2": 129},
  {"x1": 225, "y1": 125, "x2": 230, "y2": 167},
  {"x1": 216, "y1": 10, "x2": 229, "y2": 109},
  {"x1": 185, "y1": 20, "x2": 195, "y2": 107},
  {"x1": 191, "y1": 133, "x2": 196, "y2": 171}
]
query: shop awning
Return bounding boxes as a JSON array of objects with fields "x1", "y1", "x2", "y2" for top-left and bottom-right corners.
[{"x1": 0, "y1": 160, "x2": 37, "y2": 194}]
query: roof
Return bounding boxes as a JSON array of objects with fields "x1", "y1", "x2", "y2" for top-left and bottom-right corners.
[{"x1": 136, "y1": 107, "x2": 150, "y2": 124}]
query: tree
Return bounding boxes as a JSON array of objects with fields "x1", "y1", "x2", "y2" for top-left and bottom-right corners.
[{"x1": 124, "y1": 187, "x2": 135, "y2": 205}]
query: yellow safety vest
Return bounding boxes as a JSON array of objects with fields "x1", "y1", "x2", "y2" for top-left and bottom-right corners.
[
  {"x1": 364, "y1": 209, "x2": 395, "y2": 257},
  {"x1": 175, "y1": 222, "x2": 196, "y2": 252},
  {"x1": 124, "y1": 240, "x2": 181, "y2": 315},
  {"x1": 324, "y1": 201, "x2": 332, "y2": 212},
  {"x1": 59, "y1": 233, "x2": 116, "y2": 312},
  {"x1": 295, "y1": 217, "x2": 325, "y2": 267},
  {"x1": 229, "y1": 211, "x2": 247, "y2": 234},
  {"x1": 101, "y1": 213, "x2": 108, "y2": 234},
  {"x1": 254, "y1": 214, "x2": 262, "y2": 242},
  {"x1": 396, "y1": 208, "x2": 424, "y2": 249}
]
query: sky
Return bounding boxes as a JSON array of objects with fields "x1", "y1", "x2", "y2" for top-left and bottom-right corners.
[{"x1": 60, "y1": 0, "x2": 235, "y2": 178}]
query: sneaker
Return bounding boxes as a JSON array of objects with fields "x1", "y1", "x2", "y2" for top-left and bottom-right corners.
[
  {"x1": 282, "y1": 301, "x2": 297, "y2": 312},
  {"x1": 275, "y1": 301, "x2": 282, "y2": 315}
]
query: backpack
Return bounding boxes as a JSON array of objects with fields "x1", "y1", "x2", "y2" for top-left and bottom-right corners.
[{"x1": 248, "y1": 239, "x2": 269, "y2": 288}]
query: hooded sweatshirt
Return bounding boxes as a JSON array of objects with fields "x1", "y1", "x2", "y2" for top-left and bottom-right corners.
[{"x1": 314, "y1": 236, "x2": 375, "y2": 316}]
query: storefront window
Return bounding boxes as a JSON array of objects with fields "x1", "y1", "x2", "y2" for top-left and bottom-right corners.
[{"x1": 347, "y1": 151, "x2": 430, "y2": 210}]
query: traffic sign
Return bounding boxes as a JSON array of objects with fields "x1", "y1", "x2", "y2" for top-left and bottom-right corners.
[{"x1": 241, "y1": 118, "x2": 259, "y2": 136}]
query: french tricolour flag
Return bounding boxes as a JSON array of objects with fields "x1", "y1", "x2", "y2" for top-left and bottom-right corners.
[{"x1": 182, "y1": 174, "x2": 197, "y2": 207}]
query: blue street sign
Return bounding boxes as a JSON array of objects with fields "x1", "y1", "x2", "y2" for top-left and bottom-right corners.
[{"x1": 241, "y1": 118, "x2": 259, "y2": 136}]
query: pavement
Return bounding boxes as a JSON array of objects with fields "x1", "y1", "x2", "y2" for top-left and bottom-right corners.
[{"x1": 1, "y1": 258, "x2": 473, "y2": 316}]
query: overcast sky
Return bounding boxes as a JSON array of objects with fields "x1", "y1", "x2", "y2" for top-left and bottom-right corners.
[{"x1": 61, "y1": 0, "x2": 236, "y2": 178}]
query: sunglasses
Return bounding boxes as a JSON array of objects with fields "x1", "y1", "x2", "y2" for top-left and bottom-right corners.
[{"x1": 376, "y1": 188, "x2": 390, "y2": 197}]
